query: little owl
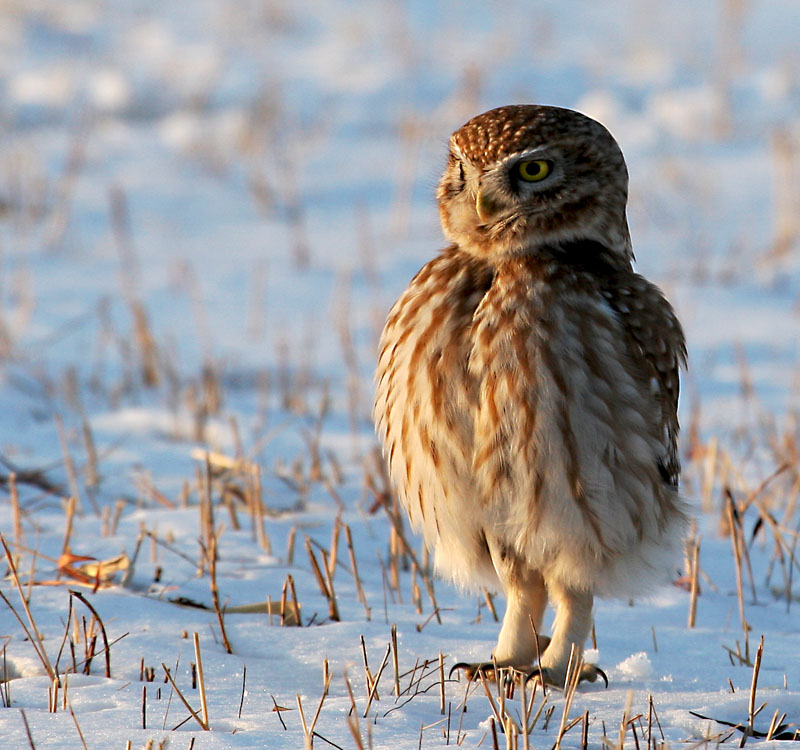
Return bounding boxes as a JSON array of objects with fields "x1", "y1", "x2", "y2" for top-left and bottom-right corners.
[{"x1": 373, "y1": 104, "x2": 687, "y2": 687}]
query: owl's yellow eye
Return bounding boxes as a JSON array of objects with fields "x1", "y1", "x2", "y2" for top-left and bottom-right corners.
[{"x1": 516, "y1": 159, "x2": 551, "y2": 182}]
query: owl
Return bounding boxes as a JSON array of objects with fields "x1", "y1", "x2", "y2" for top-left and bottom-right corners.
[{"x1": 373, "y1": 105, "x2": 688, "y2": 687}]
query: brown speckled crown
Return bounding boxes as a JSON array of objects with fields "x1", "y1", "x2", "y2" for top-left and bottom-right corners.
[{"x1": 452, "y1": 104, "x2": 613, "y2": 165}]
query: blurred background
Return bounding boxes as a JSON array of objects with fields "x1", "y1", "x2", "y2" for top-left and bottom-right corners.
[{"x1": 0, "y1": 0, "x2": 798, "y2": 488}]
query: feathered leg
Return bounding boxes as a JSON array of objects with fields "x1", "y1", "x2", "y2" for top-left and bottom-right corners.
[{"x1": 534, "y1": 581, "x2": 606, "y2": 688}]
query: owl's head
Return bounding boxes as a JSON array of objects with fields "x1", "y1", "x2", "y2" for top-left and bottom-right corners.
[{"x1": 437, "y1": 105, "x2": 633, "y2": 265}]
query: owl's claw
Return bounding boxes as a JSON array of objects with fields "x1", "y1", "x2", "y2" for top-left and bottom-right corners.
[
  {"x1": 526, "y1": 663, "x2": 608, "y2": 689},
  {"x1": 449, "y1": 661, "x2": 527, "y2": 684}
]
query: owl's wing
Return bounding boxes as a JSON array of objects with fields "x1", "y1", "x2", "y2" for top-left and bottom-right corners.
[{"x1": 604, "y1": 273, "x2": 687, "y2": 486}]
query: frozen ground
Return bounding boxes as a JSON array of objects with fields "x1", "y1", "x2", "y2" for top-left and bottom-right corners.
[{"x1": 1, "y1": 1, "x2": 800, "y2": 748}]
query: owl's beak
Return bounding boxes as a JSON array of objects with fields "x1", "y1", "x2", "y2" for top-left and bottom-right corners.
[{"x1": 475, "y1": 189, "x2": 500, "y2": 223}]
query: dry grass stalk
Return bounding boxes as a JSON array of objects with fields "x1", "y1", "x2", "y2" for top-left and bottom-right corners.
[
  {"x1": 688, "y1": 537, "x2": 701, "y2": 628},
  {"x1": 343, "y1": 670, "x2": 365, "y2": 750},
  {"x1": 286, "y1": 526, "x2": 297, "y2": 565},
  {"x1": 476, "y1": 668, "x2": 512, "y2": 735},
  {"x1": 363, "y1": 645, "x2": 391, "y2": 718},
  {"x1": 647, "y1": 694, "x2": 665, "y2": 749},
  {"x1": 9, "y1": 473, "x2": 21, "y2": 545},
  {"x1": 20, "y1": 708, "x2": 35, "y2": 749},
  {"x1": 0, "y1": 534, "x2": 55, "y2": 681},
  {"x1": 69, "y1": 590, "x2": 111, "y2": 677},
  {"x1": 305, "y1": 538, "x2": 339, "y2": 621},
  {"x1": 483, "y1": 589, "x2": 499, "y2": 622},
  {"x1": 161, "y1": 663, "x2": 208, "y2": 731},
  {"x1": 701, "y1": 437, "x2": 718, "y2": 513},
  {"x1": 391, "y1": 625, "x2": 400, "y2": 697},
  {"x1": 328, "y1": 517, "x2": 341, "y2": 578},
  {"x1": 360, "y1": 635, "x2": 377, "y2": 703},
  {"x1": 193, "y1": 632, "x2": 210, "y2": 729},
  {"x1": 273, "y1": 575, "x2": 302, "y2": 626},
  {"x1": 345, "y1": 523, "x2": 370, "y2": 620},
  {"x1": 319, "y1": 547, "x2": 340, "y2": 622},
  {"x1": 253, "y1": 467, "x2": 271, "y2": 554},
  {"x1": 411, "y1": 563, "x2": 422, "y2": 614},
  {"x1": 744, "y1": 635, "x2": 765, "y2": 745},
  {"x1": 766, "y1": 708, "x2": 788, "y2": 741},
  {"x1": 60, "y1": 495, "x2": 77, "y2": 561},
  {"x1": 554, "y1": 644, "x2": 583, "y2": 750},
  {"x1": 68, "y1": 702, "x2": 89, "y2": 750},
  {"x1": 208, "y1": 534, "x2": 233, "y2": 654},
  {"x1": 726, "y1": 492, "x2": 750, "y2": 659},
  {"x1": 296, "y1": 695, "x2": 312, "y2": 750},
  {"x1": 280, "y1": 578, "x2": 289, "y2": 626},
  {"x1": 618, "y1": 690, "x2": 634, "y2": 750}
]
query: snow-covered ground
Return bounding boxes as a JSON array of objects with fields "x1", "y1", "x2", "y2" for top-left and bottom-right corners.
[{"x1": 1, "y1": 1, "x2": 800, "y2": 747}]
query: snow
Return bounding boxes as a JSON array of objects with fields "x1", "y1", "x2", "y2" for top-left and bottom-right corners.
[{"x1": 1, "y1": 0, "x2": 800, "y2": 748}]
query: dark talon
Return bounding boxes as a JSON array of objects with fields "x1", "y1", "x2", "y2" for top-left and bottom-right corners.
[
  {"x1": 525, "y1": 666, "x2": 550, "y2": 685},
  {"x1": 448, "y1": 661, "x2": 496, "y2": 680},
  {"x1": 525, "y1": 663, "x2": 609, "y2": 689},
  {"x1": 448, "y1": 662, "x2": 470, "y2": 680}
]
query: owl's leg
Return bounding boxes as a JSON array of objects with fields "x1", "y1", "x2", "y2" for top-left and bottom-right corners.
[
  {"x1": 532, "y1": 581, "x2": 606, "y2": 688},
  {"x1": 450, "y1": 546, "x2": 549, "y2": 682},
  {"x1": 492, "y1": 570, "x2": 549, "y2": 669}
]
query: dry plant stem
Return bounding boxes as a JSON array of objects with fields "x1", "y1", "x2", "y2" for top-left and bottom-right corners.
[
  {"x1": 60, "y1": 495, "x2": 77, "y2": 561},
  {"x1": 554, "y1": 645, "x2": 582, "y2": 750},
  {"x1": 237, "y1": 665, "x2": 247, "y2": 719},
  {"x1": 69, "y1": 703, "x2": 89, "y2": 750},
  {"x1": 207, "y1": 534, "x2": 233, "y2": 654},
  {"x1": 438, "y1": 651, "x2": 445, "y2": 715},
  {"x1": 0, "y1": 534, "x2": 56, "y2": 681},
  {"x1": 320, "y1": 548, "x2": 340, "y2": 621},
  {"x1": 20, "y1": 709, "x2": 35, "y2": 750},
  {"x1": 343, "y1": 671, "x2": 365, "y2": 750},
  {"x1": 296, "y1": 695, "x2": 312, "y2": 750},
  {"x1": 360, "y1": 635, "x2": 376, "y2": 702},
  {"x1": 69, "y1": 590, "x2": 111, "y2": 677},
  {"x1": 280, "y1": 577, "x2": 289, "y2": 626},
  {"x1": 363, "y1": 645, "x2": 391, "y2": 718},
  {"x1": 619, "y1": 690, "x2": 634, "y2": 750},
  {"x1": 10, "y1": 473, "x2": 21, "y2": 545},
  {"x1": 391, "y1": 625, "x2": 400, "y2": 697},
  {"x1": 483, "y1": 588, "x2": 499, "y2": 622},
  {"x1": 254, "y1": 468, "x2": 271, "y2": 554},
  {"x1": 328, "y1": 517, "x2": 341, "y2": 578},
  {"x1": 288, "y1": 574, "x2": 302, "y2": 626},
  {"x1": 477, "y1": 671, "x2": 504, "y2": 730},
  {"x1": 193, "y1": 632, "x2": 210, "y2": 729},
  {"x1": 54, "y1": 589, "x2": 74, "y2": 675},
  {"x1": 726, "y1": 495, "x2": 750, "y2": 649},
  {"x1": 745, "y1": 636, "x2": 765, "y2": 744},
  {"x1": 310, "y1": 670, "x2": 332, "y2": 736},
  {"x1": 306, "y1": 538, "x2": 339, "y2": 621},
  {"x1": 345, "y1": 524, "x2": 369, "y2": 620},
  {"x1": 161, "y1": 664, "x2": 208, "y2": 731},
  {"x1": 520, "y1": 674, "x2": 531, "y2": 750},
  {"x1": 287, "y1": 526, "x2": 297, "y2": 565},
  {"x1": 688, "y1": 538, "x2": 701, "y2": 628}
]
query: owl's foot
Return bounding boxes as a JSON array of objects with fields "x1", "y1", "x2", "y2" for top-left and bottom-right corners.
[
  {"x1": 526, "y1": 662, "x2": 608, "y2": 690},
  {"x1": 449, "y1": 661, "x2": 528, "y2": 684}
]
